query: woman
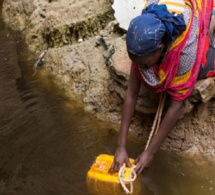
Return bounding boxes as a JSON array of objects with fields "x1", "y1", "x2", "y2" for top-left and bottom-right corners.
[{"x1": 110, "y1": 0, "x2": 214, "y2": 175}]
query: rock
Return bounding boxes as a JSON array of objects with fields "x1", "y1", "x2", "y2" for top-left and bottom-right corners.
[
  {"x1": 100, "y1": 30, "x2": 109, "y2": 37},
  {"x1": 107, "y1": 20, "x2": 118, "y2": 33},
  {"x1": 78, "y1": 39, "x2": 83, "y2": 43},
  {"x1": 103, "y1": 44, "x2": 115, "y2": 65},
  {"x1": 2, "y1": 0, "x2": 114, "y2": 50},
  {"x1": 190, "y1": 78, "x2": 215, "y2": 103},
  {"x1": 111, "y1": 40, "x2": 130, "y2": 79},
  {"x1": 95, "y1": 36, "x2": 103, "y2": 47},
  {"x1": 3, "y1": 0, "x2": 215, "y2": 156},
  {"x1": 179, "y1": 99, "x2": 194, "y2": 119}
]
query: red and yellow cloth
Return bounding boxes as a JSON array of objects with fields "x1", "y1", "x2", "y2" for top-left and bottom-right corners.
[{"x1": 133, "y1": 0, "x2": 213, "y2": 101}]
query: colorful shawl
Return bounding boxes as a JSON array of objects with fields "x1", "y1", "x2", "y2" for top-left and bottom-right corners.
[{"x1": 133, "y1": 0, "x2": 213, "y2": 101}]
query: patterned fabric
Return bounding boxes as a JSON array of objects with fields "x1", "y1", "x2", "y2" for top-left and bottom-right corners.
[
  {"x1": 148, "y1": 2, "x2": 195, "y2": 75},
  {"x1": 126, "y1": 3, "x2": 186, "y2": 56},
  {"x1": 133, "y1": 0, "x2": 213, "y2": 101},
  {"x1": 177, "y1": 13, "x2": 198, "y2": 75},
  {"x1": 139, "y1": 4, "x2": 194, "y2": 87},
  {"x1": 142, "y1": 0, "x2": 194, "y2": 78},
  {"x1": 148, "y1": 0, "x2": 159, "y2": 4}
]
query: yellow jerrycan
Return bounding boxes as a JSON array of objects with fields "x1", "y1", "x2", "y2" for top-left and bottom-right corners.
[{"x1": 87, "y1": 154, "x2": 142, "y2": 195}]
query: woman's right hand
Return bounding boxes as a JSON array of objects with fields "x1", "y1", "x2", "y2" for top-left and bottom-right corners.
[
  {"x1": 109, "y1": 65, "x2": 140, "y2": 174},
  {"x1": 109, "y1": 146, "x2": 132, "y2": 173}
]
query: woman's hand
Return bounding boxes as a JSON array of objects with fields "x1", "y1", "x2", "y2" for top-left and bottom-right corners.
[
  {"x1": 134, "y1": 150, "x2": 154, "y2": 175},
  {"x1": 109, "y1": 66, "x2": 140, "y2": 174},
  {"x1": 134, "y1": 99, "x2": 182, "y2": 175},
  {"x1": 109, "y1": 146, "x2": 132, "y2": 173}
]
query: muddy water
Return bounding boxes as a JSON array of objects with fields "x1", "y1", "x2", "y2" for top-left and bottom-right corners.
[{"x1": 1, "y1": 1, "x2": 215, "y2": 195}]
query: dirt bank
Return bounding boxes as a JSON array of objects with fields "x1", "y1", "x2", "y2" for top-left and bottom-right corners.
[{"x1": 2, "y1": 0, "x2": 215, "y2": 156}]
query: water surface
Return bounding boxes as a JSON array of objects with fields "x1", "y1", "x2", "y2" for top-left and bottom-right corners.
[{"x1": 0, "y1": 1, "x2": 215, "y2": 195}]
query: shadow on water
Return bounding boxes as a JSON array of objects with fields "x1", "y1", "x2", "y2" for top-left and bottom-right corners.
[{"x1": 1, "y1": 1, "x2": 215, "y2": 195}]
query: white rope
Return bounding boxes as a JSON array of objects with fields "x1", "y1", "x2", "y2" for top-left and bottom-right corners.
[
  {"x1": 118, "y1": 164, "x2": 137, "y2": 194},
  {"x1": 145, "y1": 92, "x2": 166, "y2": 150},
  {"x1": 155, "y1": 93, "x2": 166, "y2": 135},
  {"x1": 118, "y1": 93, "x2": 166, "y2": 194}
]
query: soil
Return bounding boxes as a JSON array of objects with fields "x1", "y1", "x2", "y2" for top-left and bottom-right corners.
[{"x1": 2, "y1": 0, "x2": 215, "y2": 156}]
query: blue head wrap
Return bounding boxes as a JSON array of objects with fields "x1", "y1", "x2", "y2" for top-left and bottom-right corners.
[{"x1": 126, "y1": 3, "x2": 186, "y2": 56}]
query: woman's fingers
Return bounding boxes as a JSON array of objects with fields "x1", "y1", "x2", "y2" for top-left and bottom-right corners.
[
  {"x1": 109, "y1": 160, "x2": 131, "y2": 174},
  {"x1": 109, "y1": 162, "x2": 114, "y2": 173},
  {"x1": 118, "y1": 162, "x2": 124, "y2": 171},
  {"x1": 111, "y1": 159, "x2": 147, "y2": 175},
  {"x1": 109, "y1": 160, "x2": 120, "y2": 173},
  {"x1": 134, "y1": 156, "x2": 139, "y2": 165},
  {"x1": 126, "y1": 159, "x2": 132, "y2": 167},
  {"x1": 134, "y1": 163, "x2": 145, "y2": 175},
  {"x1": 137, "y1": 166, "x2": 144, "y2": 175},
  {"x1": 115, "y1": 162, "x2": 120, "y2": 172},
  {"x1": 134, "y1": 164, "x2": 140, "y2": 174},
  {"x1": 113, "y1": 161, "x2": 119, "y2": 172},
  {"x1": 113, "y1": 161, "x2": 123, "y2": 172}
]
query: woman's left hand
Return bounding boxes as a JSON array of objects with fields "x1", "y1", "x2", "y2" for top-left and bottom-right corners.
[{"x1": 134, "y1": 151, "x2": 154, "y2": 175}]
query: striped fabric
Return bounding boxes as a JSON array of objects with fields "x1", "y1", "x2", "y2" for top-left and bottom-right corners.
[{"x1": 158, "y1": 0, "x2": 186, "y2": 14}]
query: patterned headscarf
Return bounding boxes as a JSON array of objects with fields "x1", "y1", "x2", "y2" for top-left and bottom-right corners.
[{"x1": 126, "y1": 3, "x2": 186, "y2": 56}]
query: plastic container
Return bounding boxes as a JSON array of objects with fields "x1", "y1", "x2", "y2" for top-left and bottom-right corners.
[{"x1": 87, "y1": 154, "x2": 141, "y2": 195}]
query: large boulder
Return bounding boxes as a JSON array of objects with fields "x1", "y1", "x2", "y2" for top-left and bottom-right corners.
[{"x1": 2, "y1": 0, "x2": 114, "y2": 50}]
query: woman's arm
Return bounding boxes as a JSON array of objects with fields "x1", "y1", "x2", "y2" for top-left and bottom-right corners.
[
  {"x1": 109, "y1": 64, "x2": 141, "y2": 172},
  {"x1": 117, "y1": 65, "x2": 141, "y2": 149},
  {"x1": 134, "y1": 99, "x2": 183, "y2": 174}
]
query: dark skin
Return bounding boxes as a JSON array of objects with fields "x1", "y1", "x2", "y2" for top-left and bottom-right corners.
[
  {"x1": 109, "y1": 44, "x2": 183, "y2": 175},
  {"x1": 109, "y1": 1, "x2": 215, "y2": 175}
]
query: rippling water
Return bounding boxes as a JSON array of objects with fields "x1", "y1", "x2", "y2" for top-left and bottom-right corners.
[{"x1": 1, "y1": 1, "x2": 215, "y2": 195}]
